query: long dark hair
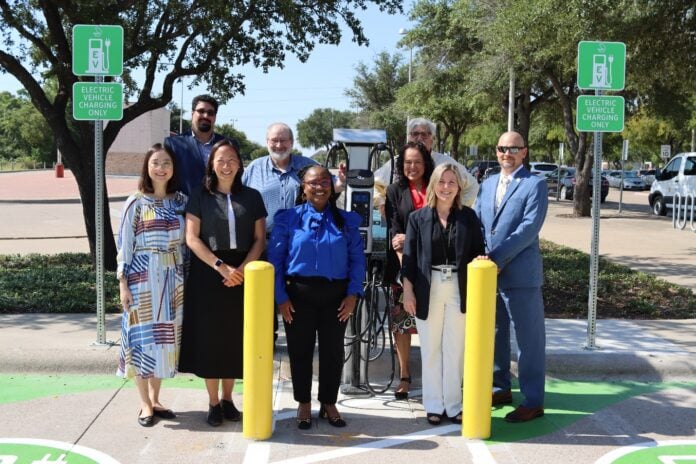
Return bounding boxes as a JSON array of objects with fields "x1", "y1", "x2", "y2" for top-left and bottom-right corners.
[
  {"x1": 295, "y1": 165, "x2": 345, "y2": 230},
  {"x1": 203, "y1": 138, "x2": 243, "y2": 194},
  {"x1": 138, "y1": 143, "x2": 178, "y2": 194},
  {"x1": 394, "y1": 141, "x2": 435, "y2": 188}
]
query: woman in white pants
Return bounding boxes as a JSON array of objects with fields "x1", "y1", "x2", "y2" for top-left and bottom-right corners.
[{"x1": 402, "y1": 164, "x2": 485, "y2": 425}]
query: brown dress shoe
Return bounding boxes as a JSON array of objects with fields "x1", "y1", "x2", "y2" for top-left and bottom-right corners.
[
  {"x1": 492, "y1": 390, "x2": 513, "y2": 406},
  {"x1": 505, "y1": 406, "x2": 544, "y2": 423}
]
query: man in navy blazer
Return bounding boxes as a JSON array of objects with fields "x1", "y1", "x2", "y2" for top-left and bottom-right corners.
[
  {"x1": 164, "y1": 94, "x2": 227, "y2": 195},
  {"x1": 474, "y1": 131, "x2": 548, "y2": 423}
]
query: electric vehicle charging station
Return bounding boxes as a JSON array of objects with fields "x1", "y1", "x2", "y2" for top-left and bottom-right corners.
[{"x1": 326, "y1": 128, "x2": 395, "y2": 394}]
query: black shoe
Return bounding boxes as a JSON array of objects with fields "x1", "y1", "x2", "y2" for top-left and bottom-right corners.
[
  {"x1": 426, "y1": 411, "x2": 445, "y2": 426},
  {"x1": 138, "y1": 410, "x2": 154, "y2": 427},
  {"x1": 296, "y1": 404, "x2": 312, "y2": 430},
  {"x1": 153, "y1": 408, "x2": 176, "y2": 420},
  {"x1": 449, "y1": 411, "x2": 462, "y2": 424},
  {"x1": 221, "y1": 399, "x2": 241, "y2": 421},
  {"x1": 207, "y1": 403, "x2": 223, "y2": 427},
  {"x1": 319, "y1": 404, "x2": 346, "y2": 427},
  {"x1": 394, "y1": 376, "x2": 411, "y2": 400}
]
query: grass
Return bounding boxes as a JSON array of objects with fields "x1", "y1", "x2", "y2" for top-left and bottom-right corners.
[{"x1": 0, "y1": 246, "x2": 694, "y2": 318}]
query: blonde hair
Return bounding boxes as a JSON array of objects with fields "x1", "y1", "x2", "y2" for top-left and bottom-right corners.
[{"x1": 425, "y1": 163, "x2": 465, "y2": 209}]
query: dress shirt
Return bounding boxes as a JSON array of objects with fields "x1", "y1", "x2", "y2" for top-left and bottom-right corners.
[
  {"x1": 268, "y1": 203, "x2": 366, "y2": 305},
  {"x1": 242, "y1": 154, "x2": 318, "y2": 232}
]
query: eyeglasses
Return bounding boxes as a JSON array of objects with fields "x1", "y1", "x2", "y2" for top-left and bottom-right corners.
[
  {"x1": 194, "y1": 108, "x2": 216, "y2": 117},
  {"x1": 149, "y1": 161, "x2": 173, "y2": 168},
  {"x1": 268, "y1": 138, "x2": 290, "y2": 145},
  {"x1": 496, "y1": 146, "x2": 525, "y2": 154},
  {"x1": 409, "y1": 131, "x2": 432, "y2": 139},
  {"x1": 305, "y1": 179, "x2": 332, "y2": 189}
]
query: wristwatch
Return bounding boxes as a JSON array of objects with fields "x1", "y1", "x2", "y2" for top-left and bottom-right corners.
[{"x1": 214, "y1": 258, "x2": 223, "y2": 269}]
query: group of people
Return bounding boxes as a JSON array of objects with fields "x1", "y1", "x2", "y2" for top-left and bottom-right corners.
[
  {"x1": 383, "y1": 123, "x2": 548, "y2": 425},
  {"x1": 116, "y1": 93, "x2": 548, "y2": 432}
]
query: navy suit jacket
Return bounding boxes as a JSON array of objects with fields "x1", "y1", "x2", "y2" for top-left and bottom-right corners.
[
  {"x1": 402, "y1": 206, "x2": 485, "y2": 319},
  {"x1": 164, "y1": 132, "x2": 226, "y2": 196},
  {"x1": 474, "y1": 167, "x2": 548, "y2": 289}
]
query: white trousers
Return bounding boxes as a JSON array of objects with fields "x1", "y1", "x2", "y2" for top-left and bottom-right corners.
[{"x1": 415, "y1": 272, "x2": 466, "y2": 416}]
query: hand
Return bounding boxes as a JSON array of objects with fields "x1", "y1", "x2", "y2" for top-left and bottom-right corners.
[
  {"x1": 474, "y1": 255, "x2": 500, "y2": 274},
  {"x1": 402, "y1": 291, "x2": 416, "y2": 316},
  {"x1": 335, "y1": 163, "x2": 347, "y2": 192},
  {"x1": 391, "y1": 233, "x2": 405, "y2": 252},
  {"x1": 119, "y1": 281, "x2": 134, "y2": 312},
  {"x1": 338, "y1": 294, "x2": 357, "y2": 322},
  {"x1": 219, "y1": 263, "x2": 244, "y2": 287},
  {"x1": 279, "y1": 300, "x2": 294, "y2": 323}
]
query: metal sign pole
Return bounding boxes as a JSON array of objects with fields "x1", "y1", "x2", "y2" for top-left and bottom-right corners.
[
  {"x1": 586, "y1": 90, "x2": 602, "y2": 350},
  {"x1": 94, "y1": 75, "x2": 107, "y2": 345}
]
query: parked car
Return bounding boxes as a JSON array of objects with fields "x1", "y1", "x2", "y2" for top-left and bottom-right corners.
[
  {"x1": 638, "y1": 169, "x2": 656, "y2": 185},
  {"x1": 606, "y1": 170, "x2": 648, "y2": 190},
  {"x1": 529, "y1": 162, "x2": 558, "y2": 177},
  {"x1": 469, "y1": 160, "x2": 499, "y2": 183},
  {"x1": 649, "y1": 153, "x2": 696, "y2": 215},
  {"x1": 545, "y1": 167, "x2": 608, "y2": 203},
  {"x1": 481, "y1": 165, "x2": 501, "y2": 182}
]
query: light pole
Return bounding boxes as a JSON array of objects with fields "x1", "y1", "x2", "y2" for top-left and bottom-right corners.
[
  {"x1": 179, "y1": 77, "x2": 184, "y2": 134},
  {"x1": 399, "y1": 27, "x2": 412, "y2": 142}
]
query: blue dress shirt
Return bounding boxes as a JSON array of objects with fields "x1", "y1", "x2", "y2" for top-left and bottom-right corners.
[
  {"x1": 268, "y1": 203, "x2": 366, "y2": 305},
  {"x1": 242, "y1": 155, "x2": 318, "y2": 232}
]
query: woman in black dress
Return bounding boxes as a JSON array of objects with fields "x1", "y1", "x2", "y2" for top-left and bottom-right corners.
[{"x1": 179, "y1": 138, "x2": 267, "y2": 426}]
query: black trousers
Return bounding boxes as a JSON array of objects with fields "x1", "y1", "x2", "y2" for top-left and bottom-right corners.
[{"x1": 283, "y1": 276, "x2": 348, "y2": 404}]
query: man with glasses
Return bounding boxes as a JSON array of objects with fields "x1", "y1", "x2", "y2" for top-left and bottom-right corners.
[
  {"x1": 474, "y1": 131, "x2": 548, "y2": 423},
  {"x1": 165, "y1": 94, "x2": 227, "y2": 195},
  {"x1": 373, "y1": 117, "x2": 478, "y2": 207}
]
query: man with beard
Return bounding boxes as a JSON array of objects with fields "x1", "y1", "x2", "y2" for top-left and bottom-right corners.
[{"x1": 165, "y1": 94, "x2": 227, "y2": 195}]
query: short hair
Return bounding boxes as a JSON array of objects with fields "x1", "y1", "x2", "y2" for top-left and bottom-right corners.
[
  {"x1": 138, "y1": 143, "x2": 178, "y2": 194},
  {"x1": 407, "y1": 118, "x2": 436, "y2": 136},
  {"x1": 425, "y1": 163, "x2": 466, "y2": 209},
  {"x1": 203, "y1": 138, "x2": 244, "y2": 194},
  {"x1": 266, "y1": 122, "x2": 294, "y2": 142},
  {"x1": 394, "y1": 141, "x2": 435, "y2": 188},
  {"x1": 192, "y1": 94, "x2": 219, "y2": 113}
]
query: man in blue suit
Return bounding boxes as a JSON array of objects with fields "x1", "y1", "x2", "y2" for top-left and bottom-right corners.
[
  {"x1": 164, "y1": 94, "x2": 227, "y2": 195},
  {"x1": 474, "y1": 131, "x2": 548, "y2": 423}
]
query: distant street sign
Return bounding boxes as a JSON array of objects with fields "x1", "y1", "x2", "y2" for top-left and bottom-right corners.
[
  {"x1": 577, "y1": 41, "x2": 626, "y2": 91},
  {"x1": 576, "y1": 95, "x2": 625, "y2": 132},
  {"x1": 661, "y1": 145, "x2": 672, "y2": 160},
  {"x1": 73, "y1": 82, "x2": 123, "y2": 120},
  {"x1": 72, "y1": 25, "x2": 123, "y2": 76}
]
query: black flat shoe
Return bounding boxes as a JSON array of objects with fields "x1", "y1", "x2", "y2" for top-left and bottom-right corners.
[
  {"x1": 394, "y1": 376, "x2": 411, "y2": 400},
  {"x1": 207, "y1": 403, "x2": 223, "y2": 427},
  {"x1": 296, "y1": 405, "x2": 312, "y2": 430},
  {"x1": 221, "y1": 399, "x2": 241, "y2": 421},
  {"x1": 153, "y1": 408, "x2": 176, "y2": 419},
  {"x1": 449, "y1": 411, "x2": 462, "y2": 424},
  {"x1": 319, "y1": 404, "x2": 346, "y2": 428},
  {"x1": 426, "y1": 412, "x2": 444, "y2": 425},
  {"x1": 138, "y1": 410, "x2": 154, "y2": 427}
]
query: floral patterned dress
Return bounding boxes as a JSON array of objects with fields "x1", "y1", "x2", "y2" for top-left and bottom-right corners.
[{"x1": 116, "y1": 192, "x2": 187, "y2": 379}]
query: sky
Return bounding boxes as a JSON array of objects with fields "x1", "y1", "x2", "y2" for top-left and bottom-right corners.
[{"x1": 0, "y1": 4, "x2": 414, "y2": 157}]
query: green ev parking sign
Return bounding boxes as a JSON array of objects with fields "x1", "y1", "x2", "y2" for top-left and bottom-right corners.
[
  {"x1": 72, "y1": 25, "x2": 123, "y2": 76},
  {"x1": 576, "y1": 95, "x2": 625, "y2": 132},
  {"x1": 73, "y1": 82, "x2": 123, "y2": 121},
  {"x1": 577, "y1": 41, "x2": 626, "y2": 91}
]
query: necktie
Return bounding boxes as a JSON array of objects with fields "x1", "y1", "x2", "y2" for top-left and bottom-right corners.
[{"x1": 496, "y1": 176, "x2": 511, "y2": 209}]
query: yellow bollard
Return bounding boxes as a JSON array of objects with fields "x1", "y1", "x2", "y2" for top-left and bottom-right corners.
[
  {"x1": 243, "y1": 260, "x2": 275, "y2": 440},
  {"x1": 462, "y1": 259, "x2": 498, "y2": 439}
]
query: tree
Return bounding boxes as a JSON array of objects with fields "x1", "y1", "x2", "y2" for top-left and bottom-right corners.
[
  {"x1": 0, "y1": 0, "x2": 402, "y2": 268},
  {"x1": 345, "y1": 51, "x2": 409, "y2": 147},
  {"x1": 0, "y1": 90, "x2": 55, "y2": 163},
  {"x1": 297, "y1": 108, "x2": 355, "y2": 151},
  {"x1": 214, "y1": 123, "x2": 264, "y2": 162}
]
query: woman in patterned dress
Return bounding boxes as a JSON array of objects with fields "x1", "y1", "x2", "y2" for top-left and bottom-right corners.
[
  {"x1": 116, "y1": 143, "x2": 187, "y2": 427},
  {"x1": 384, "y1": 142, "x2": 434, "y2": 399}
]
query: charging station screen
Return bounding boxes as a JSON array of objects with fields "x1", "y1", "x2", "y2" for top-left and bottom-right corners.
[{"x1": 350, "y1": 192, "x2": 371, "y2": 227}]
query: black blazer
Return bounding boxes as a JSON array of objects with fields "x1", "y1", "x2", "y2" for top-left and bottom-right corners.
[
  {"x1": 402, "y1": 206, "x2": 485, "y2": 320},
  {"x1": 384, "y1": 183, "x2": 416, "y2": 284}
]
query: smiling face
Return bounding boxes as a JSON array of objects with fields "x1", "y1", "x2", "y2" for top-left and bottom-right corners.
[
  {"x1": 212, "y1": 145, "x2": 241, "y2": 185},
  {"x1": 403, "y1": 147, "x2": 426, "y2": 186},
  {"x1": 266, "y1": 124, "x2": 293, "y2": 163},
  {"x1": 496, "y1": 131, "x2": 528, "y2": 176},
  {"x1": 434, "y1": 168, "x2": 460, "y2": 207},
  {"x1": 408, "y1": 124, "x2": 433, "y2": 151},
  {"x1": 302, "y1": 166, "x2": 333, "y2": 211},
  {"x1": 192, "y1": 100, "x2": 216, "y2": 135},
  {"x1": 147, "y1": 149, "x2": 174, "y2": 190}
]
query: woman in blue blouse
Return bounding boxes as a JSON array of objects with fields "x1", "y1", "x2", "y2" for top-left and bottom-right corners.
[{"x1": 268, "y1": 165, "x2": 365, "y2": 430}]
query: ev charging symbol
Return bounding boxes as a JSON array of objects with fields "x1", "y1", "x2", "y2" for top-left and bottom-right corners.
[
  {"x1": 591, "y1": 44, "x2": 614, "y2": 88},
  {"x1": 86, "y1": 27, "x2": 111, "y2": 74}
]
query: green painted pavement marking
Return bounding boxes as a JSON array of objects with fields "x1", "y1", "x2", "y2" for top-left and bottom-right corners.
[
  {"x1": 0, "y1": 374, "x2": 243, "y2": 404},
  {"x1": 596, "y1": 440, "x2": 696, "y2": 463},
  {"x1": 0, "y1": 438, "x2": 119, "y2": 464}
]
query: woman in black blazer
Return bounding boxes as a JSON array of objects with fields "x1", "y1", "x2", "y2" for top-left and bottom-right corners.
[
  {"x1": 384, "y1": 142, "x2": 434, "y2": 400},
  {"x1": 402, "y1": 163, "x2": 485, "y2": 425}
]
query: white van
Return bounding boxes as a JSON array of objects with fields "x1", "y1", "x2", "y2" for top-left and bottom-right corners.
[{"x1": 648, "y1": 152, "x2": 696, "y2": 215}]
